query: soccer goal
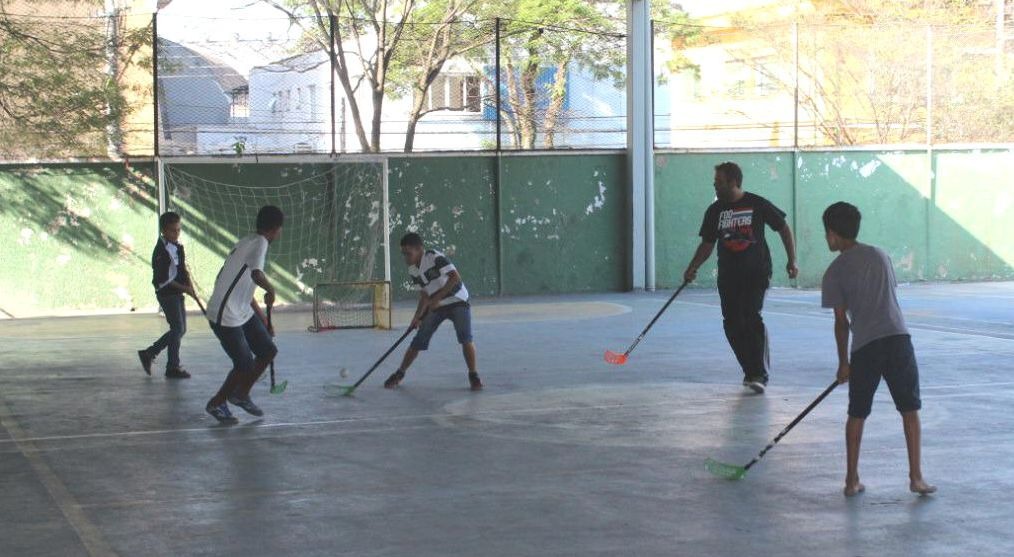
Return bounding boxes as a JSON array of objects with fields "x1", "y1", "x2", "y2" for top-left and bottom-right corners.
[{"x1": 158, "y1": 156, "x2": 392, "y2": 330}]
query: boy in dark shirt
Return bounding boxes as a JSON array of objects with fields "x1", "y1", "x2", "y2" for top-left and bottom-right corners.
[
  {"x1": 138, "y1": 211, "x2": 196, "y2": 379},
  {"x1": 821, "y1": 202, "x2": 935, "y2": 497},
  {"x1": 683, "y1": 162, "x2": 798, "y2": 393}
]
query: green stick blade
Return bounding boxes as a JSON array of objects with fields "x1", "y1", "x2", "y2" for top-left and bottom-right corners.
[
  {"x1": 705, "y1": 458, "x2": 747, "y2": 480},
  {"x1": 270, "y1": 380, "x2": 288, "y2": 394},
  {"x1": 323, "y1": 384, "x2": 355, "y2": 397}
]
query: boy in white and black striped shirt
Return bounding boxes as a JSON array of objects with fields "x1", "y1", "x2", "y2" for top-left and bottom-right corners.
[{"x1": 384, "y1": 233, "x2": 482, "y2": 391}]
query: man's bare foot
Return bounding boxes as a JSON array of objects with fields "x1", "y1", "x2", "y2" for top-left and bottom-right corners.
[
  {"x1": 910, "y1": 478, "x2": 937, "y2": 495},
  {"x1": 843, "y1": 481, "x2": 866, "y2": 497}
]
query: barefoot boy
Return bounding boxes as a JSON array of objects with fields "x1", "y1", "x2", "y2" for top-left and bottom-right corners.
[
  {"x1": 139, "y1": 211, "x2": 196, "y2": 379},
  {"x1": 204, "y1": 206, "x2": 283, "y2": 424},
  {"x1": 384, "y1": 233, "x2": 482, "y2": 391},
  {"x1": 821, "y1": 202, "x2": 935, "y2": 497}
]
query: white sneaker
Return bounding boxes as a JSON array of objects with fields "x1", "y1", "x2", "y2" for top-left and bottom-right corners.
[{"x1": 743, "y1": 378, "x2": 767, "y2": 394}]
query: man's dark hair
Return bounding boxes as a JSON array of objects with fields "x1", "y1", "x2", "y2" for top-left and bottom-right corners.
[
  {"x1": 400, "y1": 232, "x2": 423, "y2": 247},
  {"x1": 159, "y1": 211, "x2": 181, "y2": 231},
  {"x1": 256, "y1": 205, "x2": 285, "y2": 232},
  {"x1": 714, "y1": 161, "x2": 743, "y2": 187},
  {"x1": 823, "y1": 202, "x2": 861, "y2": 240}
]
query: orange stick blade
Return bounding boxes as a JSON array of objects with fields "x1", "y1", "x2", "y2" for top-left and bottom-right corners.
[{"x1": 604, "y1": 350, "x2": 628, "y2": 365}]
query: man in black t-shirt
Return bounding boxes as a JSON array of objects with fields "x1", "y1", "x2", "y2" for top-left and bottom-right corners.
[{"x1": 683, "y1": 162, "x2": 798, "y2": 393}]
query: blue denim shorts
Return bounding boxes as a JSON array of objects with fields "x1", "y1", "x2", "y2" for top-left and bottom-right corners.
[
  {"x1": 410, "y1": 302, "x2": 473, "y2": 351},
  {"x1": 848, "y1": 334, "x2": 921, "y2": 419},
  {"x1": 210, "y1": 315, "x2": 277, "y2": 375}
]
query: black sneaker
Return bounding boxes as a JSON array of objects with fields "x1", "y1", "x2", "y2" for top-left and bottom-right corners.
[
  {"x1": 468, "y1": 372, "x2": 483, "y2": 391},
  {"x1": 206, "y1": 402, "x2": 238, "y2": 424},
  {"x1": 743, "y1": 376, "x2": 767, "y2": 394},
  {"x1": 227, "y1": 394, "x2": 263, "y2": 417},
  {"x1": 384, "y1": 370, "x2": 405, "y2": 389},
  {"x1": 138, "y1": 350, "x2": 154, "y2": 376},
  {"x1": 165, "y1": 367, "x2": 191, "y2": 379}
]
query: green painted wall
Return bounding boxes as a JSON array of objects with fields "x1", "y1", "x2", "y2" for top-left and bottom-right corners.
[
  {"x1": 2, "y1": 149, "x2": 1010, "y2": 316},
  {"x1": 500, "y1": 154, "x2": 628, "y2": 294},
  {"x1": 654, "y1": 148, "x2": 1014, "y2": 289},
  {"x1": 387, "y1": 154, "x2": 629, "y2": 299},
  {"x1": 387, "y1": 156, "x2": 498, "y2": 299},
  {"x1": 794, "y1": 151, "x2": 931, "y2": 285},
  {"x1": 654, "y1": 152, "x2": 794, "y2": 288},
  {"x1": 0, "y1": 162, "x2": 158, "y2": 316},
  {"x1": 930, "y1": 148, "x2": 1014, "y2": 281}
]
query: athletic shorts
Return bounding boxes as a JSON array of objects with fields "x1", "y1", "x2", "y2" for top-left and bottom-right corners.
[
  {"x1": 410, "y1": 302, "x2": 473, "y2": 351},
  {"x1": 210, "y1": 315, "x2": 277, "y2": 375},
  {"x1": 848, "y1": 334, "x2": 921, "y2": 419}
]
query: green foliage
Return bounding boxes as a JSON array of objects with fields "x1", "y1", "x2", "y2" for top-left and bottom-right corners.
[{"x1": 0, "y1": 4, "x2": 151, "y2": 160}]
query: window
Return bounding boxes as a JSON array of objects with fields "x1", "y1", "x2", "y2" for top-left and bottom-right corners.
[
  {"x1": 296, "y1": 87, "x2": 303, "y2": 110},
  {"x1": 426, "y1": 74, "x2": 482, "y2": 113},
  {"x1": 465, "y1": 76, "x2": 481, "y2": 112},
  {"x1": 229, "y1": 86, "x2": 249, "y2": 118},
  {"x1": 308, "y1": 85, "x2": 317, "y2": 120},
  {"x1": 725, "y1": 60, "x2": 749, "y2": 98}
]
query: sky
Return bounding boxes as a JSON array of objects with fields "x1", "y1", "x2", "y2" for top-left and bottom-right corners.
[
  {"x1": 158, "y1": 0, "x2": 303, "y2": 74},
  {"x1": 156, "y1": 0, "x2": 739, "y2": 76}
]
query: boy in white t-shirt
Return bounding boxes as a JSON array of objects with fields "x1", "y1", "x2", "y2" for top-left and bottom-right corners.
[
  {"x1": 204, "y1": 206, "x2": 284, "y2": 424},
  {"x1": 384, "y1": 233, "x2": 482, "y2": 391}
]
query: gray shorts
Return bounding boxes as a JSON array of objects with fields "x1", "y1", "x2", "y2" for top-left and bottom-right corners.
[
  {"x1": 849, "y1": 334, "x2": 921, "y2": 419},
  {"x1": 410, "y1": 302, "x2": 473, "y2": 351}
]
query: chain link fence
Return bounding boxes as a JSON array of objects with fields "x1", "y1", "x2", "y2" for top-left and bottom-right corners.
[
  {"x1": 0, "y1": 6, "x2": 154, "y2": 160},
  {"x1": 654, "y1": 19, "x2": 1014, "y2": 149},
  {"x1": 2, "y1": 3, "x2": 1011, "y2": 160},
  {"x1": 155, "y1": 16, "x2": 625, "y2": 155}
]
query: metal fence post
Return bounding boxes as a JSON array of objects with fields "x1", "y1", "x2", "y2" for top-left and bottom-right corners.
[
  {"x1": 494, "y1": 17, "x2": 504, "y2": 295},
  {"x1": 152, "y1": 12, "x2": 159, "y2": 159},
  {"x1": 329, "y1": 13, "x2": 338, "y2": 156},
  {"x1": 494, "y1": 18, "x2": 502, "y2": 152}
]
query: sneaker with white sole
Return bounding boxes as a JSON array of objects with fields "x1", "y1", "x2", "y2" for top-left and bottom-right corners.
[
  {"x1": 206, "y1": 402, "x2": 238, "y2": 424},
  {"x1": 227, "y1": 395, "x2": 263, "y2": 417},
  {"x1": 743, "y1": 377, "x2": 767, "y2": 394}
]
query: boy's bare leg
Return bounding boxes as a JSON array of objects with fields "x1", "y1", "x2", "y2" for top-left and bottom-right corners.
[
  {"x1": 462, "y1": 342, "x2": 477, "y2": 373},
  {"x1": 844, "y1": 416, "x2": 866, "y2": 496},
  {"x1": 236, "y1": 356, "x2": 274, "y2": 398},
  {"x1": 384, "y1": 348, "x2": 420, "y2": 388},
  {"x1": 903, "y1": 411, "x2": 937, "y2": 495},
  {"x1": 398, "y1": 348, "x2": 420, "y2": 374}
]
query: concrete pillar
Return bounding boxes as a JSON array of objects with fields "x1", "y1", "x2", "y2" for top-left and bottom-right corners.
[{"x1": 627, "y1": 0, "x2": 654, "y2": 290}]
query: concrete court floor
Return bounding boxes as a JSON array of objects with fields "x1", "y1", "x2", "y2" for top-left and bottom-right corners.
[{"x1": 1, "y1": 282, "x2": 1012, "y2": 557}]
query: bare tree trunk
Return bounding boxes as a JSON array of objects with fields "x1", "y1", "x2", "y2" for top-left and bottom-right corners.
[
  {"x1": 518, "y1": 53, "x2": 539, "y2": 149},
  {"x1": 542, "y1": 61, "x2": 569, "y2": 149},
  {"x1": 104, "y1": 5, "x2": 123, "y2": 158}
]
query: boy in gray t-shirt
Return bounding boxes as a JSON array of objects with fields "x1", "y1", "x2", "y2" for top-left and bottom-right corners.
[{"x1": 821, "y1": 202, "x2": 936, "y2": 497}]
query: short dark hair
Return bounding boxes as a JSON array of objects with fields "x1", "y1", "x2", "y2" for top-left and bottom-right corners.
[
  {"x1": 823, "y1": 202, "x2": 861, "y2": 240},
  {"x1": 159, "y1": 211, "x2": 181, "y2": 230},
  {"x1": 714, "y1": 161, "x2": 743, "y2": 187},
  {"x1": 400, "y1": 232, "x2": 423, "y2": 248},
  {"x1": 256, "y1": 205, "x2": 285, "y2": 232}
]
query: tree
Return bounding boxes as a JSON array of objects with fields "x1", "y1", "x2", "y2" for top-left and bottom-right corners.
[
  {"x1": 732, "y1": 0, "x2": 1013, "y2": 145},
  {"x1": 476, "y1": 0, "x2": 696, "y2": 149},
  {"x1": 0, "y1": 2, "x2": 150, "y2": 160},
  {"x1": 388, "y1": 2, "x2": 491, "y2": 152}
]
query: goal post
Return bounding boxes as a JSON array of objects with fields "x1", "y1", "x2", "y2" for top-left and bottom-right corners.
[
  {"x1": 310, "y1": 281, "x2": 391, "y2": 332},
  {"x1": 157, "y1": 155, "x2": 392, "y2": 330}
]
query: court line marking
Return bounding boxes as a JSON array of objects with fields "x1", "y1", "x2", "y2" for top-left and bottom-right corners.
[
  {"x1": 770, "y1": 297, "x2": 1014, "y2": 327},
  {"x1": 678, "y1": 300, "x2": 1014, "y2": 341},
  {"x1": 0, "y1": 397, "x2": 118, "y2": 557},
  {"x1": 1, "y1": 380, "x2": 1011, "y2": 448}
]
